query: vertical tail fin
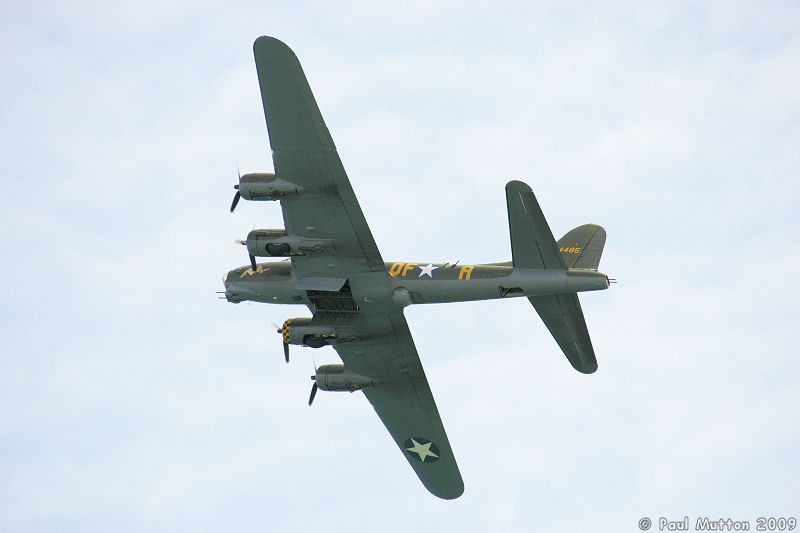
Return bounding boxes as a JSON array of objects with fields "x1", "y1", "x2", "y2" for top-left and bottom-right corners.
[{"x1": 557, "y1": 224, "x2": 606, "y2": 270}]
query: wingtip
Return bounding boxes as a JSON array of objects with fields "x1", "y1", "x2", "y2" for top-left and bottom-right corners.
[
  {"x1": 253, "y1": 35, "x2": 290, "y2": 54},
  {"x1": 431, "y1": 482, "x2": 464, "y2": 500},
  {"x1": 505, "y1": 180, "x2": 532, "y2": 193},
  {"x1": 254, "y1": 35, "x2": 277, "y2": 45}
]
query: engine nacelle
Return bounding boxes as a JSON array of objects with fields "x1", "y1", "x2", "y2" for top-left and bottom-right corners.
[
  {"x1": 281, "y1": 318, "x2": 337, "y2": 348},
  {"x1": 313, "y1": 364, "x2": 375, "y2": 392},
  {"x1": 238, "y1": 173, "x2": 305, "y2": 201},
  {"x1": 246, "y1": 229, "x2": 334, "y2": 257}
]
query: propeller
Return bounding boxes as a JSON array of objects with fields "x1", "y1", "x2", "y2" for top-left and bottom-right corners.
[
  {"x1": 235, "y1": 238, "x2": 257, "y2": 270},
  {"x1": 272, "y1": 321, "x2": 290, "y2": 363},
  {"x1": 230, "y1": 187, "x2": 241, "y2": 212},
  {"x1": 308, "y1": 374, "x2": 318, "y2": 406},
  {"x1": 230, "y1": 167, "x2": 242, "y2": 212}
]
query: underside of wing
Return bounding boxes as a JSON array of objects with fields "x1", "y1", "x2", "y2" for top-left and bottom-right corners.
[
  {"x1": 529, "y1": 293, "x2": 598, "y2": 374},
  {"x1": 505, "y1": 180, "x2": 566, "y2": 270},
  {"x1": 331, "y1": 312, "x2": 464, "y2": 499},
  {"x1": 252, "y1": 36, "x2": 384, "y2": 276}
]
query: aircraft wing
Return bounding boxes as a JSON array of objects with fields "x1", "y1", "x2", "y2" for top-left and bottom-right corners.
[
  {"x1": 253, "y1": 36, "x2": 384, "y2": 276},
  {"x1": 253, "y1": 36, "x2": 462, "y2": 498},
  {"x1": 332, "y1": 312, "x2": 464, "y2": 500}
]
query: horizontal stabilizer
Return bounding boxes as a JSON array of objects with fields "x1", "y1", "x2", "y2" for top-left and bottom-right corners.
[
  {"x1": 529, "y1": 293, "x2": 598, "y2": 374},
  {"x1": 557, "y1": 224, "x2": 606, "y2": 270},
  {"x1": 505, "y1": 181, "x2": 566, "y2": 270},
  {"x1": 505, "y1": 181, "x2": 601, "y2": 373}
]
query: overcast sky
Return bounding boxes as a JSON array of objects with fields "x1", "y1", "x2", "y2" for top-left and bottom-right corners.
[{"x1": 2, "y1": 1, "x2": 799, "y2": 532}]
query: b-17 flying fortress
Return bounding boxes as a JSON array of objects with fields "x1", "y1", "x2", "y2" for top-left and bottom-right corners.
[{"x1": 222, "y1": 36, "x2": 611, "y2": 499}]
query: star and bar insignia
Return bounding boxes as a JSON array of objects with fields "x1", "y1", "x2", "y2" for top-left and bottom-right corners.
[
  {"x1": 417, "y1": 263, "x2": 438, "y2": 279},
  {"x1": 404, "y1": 437, "x2": 440, "y2": 463}
]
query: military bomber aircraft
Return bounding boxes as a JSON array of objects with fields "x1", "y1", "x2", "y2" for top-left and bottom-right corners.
[{"x1": 222, "y1": 36, "x2": 612, "y2": 499}]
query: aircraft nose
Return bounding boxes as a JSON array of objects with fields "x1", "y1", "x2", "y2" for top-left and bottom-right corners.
[
  {"x1": 222, "y1": 273, "x2": 233, "y2": 296},
  {"x1": 221, "y1": 272, "x2": 250, "y2": 303}
]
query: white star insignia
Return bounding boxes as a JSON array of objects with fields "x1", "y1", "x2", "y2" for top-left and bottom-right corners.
[
  {"x1": 406, "y1": 438, "x2": 439, "y2": 462},
  {"x1": 418, "y1": 263, "x2": 438, "y2": 279}
]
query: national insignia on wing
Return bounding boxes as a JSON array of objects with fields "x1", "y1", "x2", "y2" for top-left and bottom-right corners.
[{"x1": 404, "y1": 437, "x2": 440, "y2": 463}]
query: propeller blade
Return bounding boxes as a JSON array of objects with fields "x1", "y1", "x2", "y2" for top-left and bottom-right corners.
[
  {"x1": 308, "y1": 382, "x2": 318, "y2": 406},
  {"x1": 249, "y1": 254, "x2": 257, "y2": 270},
  {"x1": 230, "y1": 190, "x2": 241, "y2": 213},
  {"x1": 283, "y1": 341, "x2": 290, "y2": 363}
]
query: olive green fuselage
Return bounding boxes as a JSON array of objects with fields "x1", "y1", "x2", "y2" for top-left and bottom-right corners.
[{"x1": 224, "y1": 260, "x2": 609, "y2": 308}]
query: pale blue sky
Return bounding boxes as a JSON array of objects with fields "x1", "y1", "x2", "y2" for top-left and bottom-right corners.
[{"x1": 2, "y1": 2, "x2": 799, "y2": 531}]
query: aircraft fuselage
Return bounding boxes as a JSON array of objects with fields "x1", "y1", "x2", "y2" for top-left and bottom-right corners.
[{"x1": 224, "y1": 261, "x2": 609, "y2": 307}]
